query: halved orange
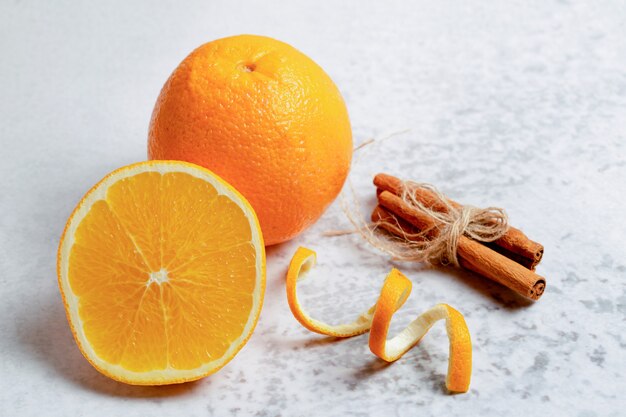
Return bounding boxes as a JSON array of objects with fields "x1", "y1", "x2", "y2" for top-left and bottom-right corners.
[{"x1": 57, "y1": 161, "x2": 265, "y2": 385}]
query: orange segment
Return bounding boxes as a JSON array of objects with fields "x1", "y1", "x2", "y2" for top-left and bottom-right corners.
[
  {"x1": 57, "y1": 161, "x2": 265, "y2": 385},
  {"x1": 105, "y1": 172, "x2": 163, "y2": 270},
  {"x1": 285, "y1": 246, "x2": 472, "y2": 393}
]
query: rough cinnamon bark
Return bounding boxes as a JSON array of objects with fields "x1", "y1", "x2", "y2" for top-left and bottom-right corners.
[
  {"x1": 374, "y1": 173, "x2": 544, "y2": 270},
  {"x1": 373, "y1": 193, "x2": 546, "y2": 300}
]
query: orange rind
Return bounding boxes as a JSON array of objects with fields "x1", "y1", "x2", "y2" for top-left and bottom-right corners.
[{"x1": 286, "y1": 246, "x2": 472, "y2": 393}]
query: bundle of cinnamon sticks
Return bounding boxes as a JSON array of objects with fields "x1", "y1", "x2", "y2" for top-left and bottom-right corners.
[{"x1": 372, "y1": 173, "x2": 546, "y2": 300}]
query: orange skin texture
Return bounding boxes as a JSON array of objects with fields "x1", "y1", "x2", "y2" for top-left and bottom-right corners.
[{"x1": 148, "y1": 35, "x2": 353, "y2": 245}]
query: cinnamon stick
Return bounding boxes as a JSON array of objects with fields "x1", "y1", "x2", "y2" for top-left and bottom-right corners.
[
  {"x1": 374, "y1": 192, "x2": 546, "y2": 300},
  {"x1": 374, "y1": 173, "x2": 544, "y2": 270},
  {"x1": 372, "y1": 205, "x2": 424, "y2": 241}
]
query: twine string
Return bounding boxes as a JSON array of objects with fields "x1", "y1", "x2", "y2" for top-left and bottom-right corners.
[
  {"x1": 338, "y1": 180, "x2": 509, "y2": 267},
  {"x1": 396, "y1": 181, "x2": 509, "y2": 267}
]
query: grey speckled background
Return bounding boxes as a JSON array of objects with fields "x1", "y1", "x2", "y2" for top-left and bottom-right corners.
[{"x1": 1, "y1": 1, "x2": 625, "y2": 416}]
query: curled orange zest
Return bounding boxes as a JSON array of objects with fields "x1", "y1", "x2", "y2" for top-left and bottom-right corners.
[{"x1": 286, "y1": 246, "x2": 472, "y2": 393}]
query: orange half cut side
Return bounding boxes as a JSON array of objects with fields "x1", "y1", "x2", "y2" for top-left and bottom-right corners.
[{"x1": 57, "y1": 161, "x2": 265, "y2": 385}]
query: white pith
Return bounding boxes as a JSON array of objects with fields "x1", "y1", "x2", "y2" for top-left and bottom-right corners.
[
  {"x1": 58, "y1": 161, "x2": 265, "y2": 384},
  {"x1": 147, "y1": 268, "x2": 170, "y2": 286}
]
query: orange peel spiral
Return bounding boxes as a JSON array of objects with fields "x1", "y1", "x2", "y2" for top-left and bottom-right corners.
[{"x1": 286, "y1": 246, "x2": 472, "y2": 393}]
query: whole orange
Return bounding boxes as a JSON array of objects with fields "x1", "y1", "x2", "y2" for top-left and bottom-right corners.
[{"x1": 148, "y1": 35, "x2": 352, "y2": 245}]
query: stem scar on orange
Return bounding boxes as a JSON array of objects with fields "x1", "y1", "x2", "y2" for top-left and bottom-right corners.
[
  {"x1": 148, "y1": 34, "x2": 353, "y2": 245},
  {"x1": 57, "y1": 161, "x2": 266, "y2": 385}
]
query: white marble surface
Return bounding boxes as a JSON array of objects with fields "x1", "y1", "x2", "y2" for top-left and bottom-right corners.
[{"x1": 1, "y1": 1, "x2": 625, "y2": 416}]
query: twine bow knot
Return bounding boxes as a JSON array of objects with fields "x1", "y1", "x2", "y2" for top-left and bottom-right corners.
[{"x1": 387, "y1": 181, "x2": 510, "y2": 266}]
